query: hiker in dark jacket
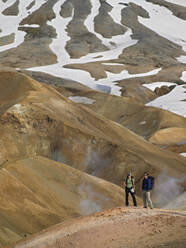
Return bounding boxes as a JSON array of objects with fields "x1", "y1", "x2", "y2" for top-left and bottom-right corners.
[
  {"x1": 124, "y1": 173, "x2": 137, "y2": 207},
  {"x1": 142, "y1": 172, "x2": 153, "y2": 209}
]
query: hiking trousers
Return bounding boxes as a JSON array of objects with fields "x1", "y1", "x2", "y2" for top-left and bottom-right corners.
[
  {"x1": 125, "y1": 188, "x2": 137, "y2": 206},
  {"x1": 142, "y1": 190, "x2": 153, "y2": 208}
]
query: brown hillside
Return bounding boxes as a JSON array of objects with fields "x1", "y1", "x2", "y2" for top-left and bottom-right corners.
[
  {"x1": 0, "y1": 156, "x2": 126, "y2": 247},
  {"x1": 64, "y1": 89, "x2": 186, "y2": 140},
  {"x1": 0, "y1": 69, "x2": 185, "y2": 190}
]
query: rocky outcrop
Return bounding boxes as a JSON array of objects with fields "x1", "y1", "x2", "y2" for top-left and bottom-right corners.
[
  {"x1": 60, "y1": 1, "x2": 74, "y2": 18},
  {"x1": 20, "y1": 0, "x2": 58, "y2": 26},
  {"x1": 2, "y1": 0, "x2": 19, "y2": 16},
  {"x1": 120, "y1": 81, "x2": 156, "y2": 103},
  {"x1": 94, "y1": 1, "x2": 126, "y2": 38},
  {"x1": 154, "y1": 85, "x2": 176, "y2": 96}
]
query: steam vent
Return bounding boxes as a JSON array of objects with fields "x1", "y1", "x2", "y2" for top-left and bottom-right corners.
[{"x1": 0, "y1": 0, "x2": 186, "y2": 247}]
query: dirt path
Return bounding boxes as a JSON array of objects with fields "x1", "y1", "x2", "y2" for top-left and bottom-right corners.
[{"x1": 11, "y1": 207, "x2": 186, "y2": 248}]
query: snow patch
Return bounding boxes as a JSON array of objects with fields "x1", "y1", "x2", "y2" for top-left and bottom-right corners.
[
  {"x1": 146, "y1": 84, "x2": 186, "y2": 117},
  {"x1": 177, "y1": 56, "x2": 186, "y2": 64},
  {"x1": 135, "y1": 0, "x2": 186, "y2": 63},
  {"x1": 46, "y1": 0, "x2": 73, "y2": 64},
  {"x1": 69, "y1": 96, "x2": 95, "y2": 104},
  {"x1": 19, "y1": 24, "x2": 40, "y2": 28},
  {"x1": 181, "y1": 71, "x2": 186, "y2": 82},
  {"x1": 26, "y1": 0, "x2": 140, "y2": 96},
  {"x1": 107, "y1": 0, "x2": 127, "y2": 25},
  {"x1": 139, "y1": 121, "x2": 146, "y2": 125},
  {"x1": 180, "y1": 153, "x2": 186, "y2": 157},
  {"x1": 102, "y1": 63, "x2": 124, "y2": 66}
]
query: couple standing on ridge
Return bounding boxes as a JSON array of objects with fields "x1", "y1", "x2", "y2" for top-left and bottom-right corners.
[{"x1": 124, "y1": 172, "x2": 154, "y2": 209}]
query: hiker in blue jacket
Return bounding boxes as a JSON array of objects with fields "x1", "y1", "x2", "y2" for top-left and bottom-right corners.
[{"x1": 142, "y1": 172, "x2": 153, "y2": 209}]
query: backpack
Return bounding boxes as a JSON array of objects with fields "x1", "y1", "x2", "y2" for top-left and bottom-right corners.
[
  {"x1": 148, "y1": 176, "x2": 155, "y2": 190},
  {"x1": 126, "y1": 176, "x2": 134, "y2": 187}
]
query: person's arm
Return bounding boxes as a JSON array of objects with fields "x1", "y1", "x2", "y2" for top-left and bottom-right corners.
[
  {"x1": 124, "y1": 180, "x2": 126, "y2": 188},
  {"x1": 133, "y1": 179, "x2": 135, "y2": 190},
  {"x1": 147, "y1": 178, "x2": 151, "y2": 191},
  {"x1": 142, "y1": 179, "x2": 144, "y2": 190}
]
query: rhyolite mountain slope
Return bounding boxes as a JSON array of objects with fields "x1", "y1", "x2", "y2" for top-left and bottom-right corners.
[
  {"x1": 23, "y1": 70, "x2": 186, "y2": 154},
  {"x1": 0, "y1": 0, "x2": 186, "y2": 247},
  {"x1": 0, "y1": 69, "x2": 186, "y2": 186},
  {"x1": 0, "y1": 156, "x2": 127, "y2": 247}
]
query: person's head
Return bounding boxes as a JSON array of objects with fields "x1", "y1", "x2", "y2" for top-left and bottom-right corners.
[
  {"x1": 144, "y1": 172, "x2": 149, "y2": 179},
  {"x1": 127, "y1": 172, "x2": 132, "y2": 179}
]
